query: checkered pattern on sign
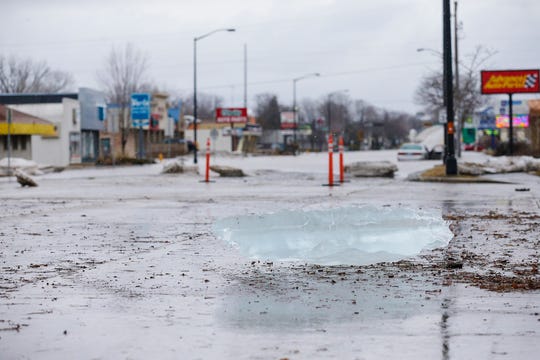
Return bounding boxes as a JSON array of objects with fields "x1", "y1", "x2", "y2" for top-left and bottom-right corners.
[{"x1": 525, "y1": 73, "x2": 538, "y2": 88}]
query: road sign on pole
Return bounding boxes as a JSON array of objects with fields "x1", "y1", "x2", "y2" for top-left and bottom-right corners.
[
  {"x1": 131, "y1": 93, "x2": 151, "y2": 127},
  {"x1": 131, "y1": 93, "x2": 150, "y2": 159}
]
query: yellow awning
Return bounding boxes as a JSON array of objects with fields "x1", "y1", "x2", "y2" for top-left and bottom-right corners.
[
  {"x1": 0, "y1": 104, "x2": 57, "y2": 136},
  {"x1": 0, "y1": 122, "x2": 57, "y2": 136}
]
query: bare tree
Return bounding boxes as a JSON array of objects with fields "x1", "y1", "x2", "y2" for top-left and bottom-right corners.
[
  {"x1": 254, "y1": 93, "x2": 281, "y2": 130},
  {"x1": 347, "y1": 100, "x2": 420, "y2": 150},
  {"x1": 300, "y1": 98, "x2": 324, "y2": 151},
  {"x1": 319, "y1": 92, "x2": 352, "y2": 136},
  {"x1": 415, "y1": 46, "x2": 494, "y2": 155},
  {"x1": 0, "y1": 54, "x2": 74, "y2": 93},
  {"x1": 182, "y1": 92, "x2": 224, "y2": 121},
  {"x1": 415, "y1": 46, "x2": 493, "y2": 125},
  {"x1": 414, "y1": 70, "x2": 444, "y2": 116},
  {"x1": 97, "y1": 43, "x2": 153, "y2": 154}
]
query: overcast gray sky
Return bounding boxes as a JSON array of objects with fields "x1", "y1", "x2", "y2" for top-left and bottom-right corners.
[{"x1": 1, "y1": 0, "x2": 539, "y2": 114}]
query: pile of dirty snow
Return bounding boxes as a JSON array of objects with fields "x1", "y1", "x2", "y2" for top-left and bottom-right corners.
[
  {"x1": 0, "y1": 157, "x2": 64, "y2": 176},
  {"x1": 161, "y1": 158, "x2": 198, "y2": 174},
  {"x1": 0, "y1": 158, "x2": 40, "y2": 176},
  {"x1": 459, "y1": 156, "x2": 540, "y2": 176}
]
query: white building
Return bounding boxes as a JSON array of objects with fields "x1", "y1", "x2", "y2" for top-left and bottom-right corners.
[
  {"x1": 9, "y1": 98, "x2": 80, "y2": 166},
  {"x1": 0, "y1": 89, "x2": 106, "y2": 167}
]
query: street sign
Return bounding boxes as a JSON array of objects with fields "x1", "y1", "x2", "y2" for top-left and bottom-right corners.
[
  {"x1": 131, "y1": 93, "x2": 150, "y2": 127},
  {"x1": 438, "y1": 111, "x2": 447, "y2": 124}
]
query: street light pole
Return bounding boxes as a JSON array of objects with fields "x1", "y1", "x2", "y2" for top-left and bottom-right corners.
[
  {"x1": 193, "y1": 28, "x2": 235, "y2": 164},
  {"x1": 292, "y1": 72, "x2": 319, "y2": 148}
]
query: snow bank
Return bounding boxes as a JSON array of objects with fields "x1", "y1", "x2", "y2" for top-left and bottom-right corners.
[
  {"x1": 0, "y1": 157, "x2": 38, "y2": 168},
  {"x1": 459, "y1": 156, "x2": 540, "y2": 175},
  {"x1": 213, "y1": 206, "x2": 453, "y2": 265},
  {"x1": 0, "y1": 157, "x2": 64, "y2": 176},
  {"x1": 0, "y1": 157, "x2": 41, "y2": 176}
]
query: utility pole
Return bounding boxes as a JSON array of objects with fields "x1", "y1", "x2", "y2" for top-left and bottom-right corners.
[
  {"x1": 454, "y1": 0, "x2": 461, "y2": 158},
  {"x1": 244, "y1": 43, "x2": 247, "y2": 109},
  {"x1": 443, "y1": 0, "x2": 457, "y2": 175},
  {"x1": 7, "y1": 108, "x2": 12, "y2": 180}
]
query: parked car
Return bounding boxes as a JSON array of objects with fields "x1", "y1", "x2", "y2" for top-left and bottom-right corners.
[
  {"x1": 163, "y1": 138, "x2": 196, "y2": 152},
  {"x1": 428, "y1": 144, "x2": 444, "y2": 160},
  {"x1": 397, "y1": 143, "x2": 428, "y2": 161},
  {"x1": 464, "y1": 143, "x2": 484, "y2": 151}
]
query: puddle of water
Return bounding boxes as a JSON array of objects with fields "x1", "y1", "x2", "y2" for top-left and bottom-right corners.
[{"x1": 213, "y1": 206, "x2": 453, "y2": 265}]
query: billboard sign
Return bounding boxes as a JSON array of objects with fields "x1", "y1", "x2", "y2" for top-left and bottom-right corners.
[
  {"x1": 495, "y1": 114, "x2": 529, "y2": 129},
  {"x1": 481, "y1": 69, "x2": 540, "y2": 94},
  {"x1": 280, "y1": 111, "x2": 296, "y2": 129},
  {"x1": 216, "y1": 107, "x2": 248, "y2": 123},
  {"x1": 131, "y1": 93, "x2": 151, "y2": 127}
]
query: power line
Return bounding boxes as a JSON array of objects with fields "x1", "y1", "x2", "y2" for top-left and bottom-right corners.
[{"x1": 195, "y1": 61, "x2": 433, "y2": 91}]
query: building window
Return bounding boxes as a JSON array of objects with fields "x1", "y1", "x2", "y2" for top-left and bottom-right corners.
[
  {"x1": 2, "y1": 136, "x2": 29, "y2": 152},
  {"x1": 97, "y1": 106, "x2": 106, "y2": 121},
  {"x1": 69, "y1": 132, "x2": 82, "y2": 163}
]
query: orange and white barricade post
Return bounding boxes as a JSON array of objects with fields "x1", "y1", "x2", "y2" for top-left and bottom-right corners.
[
  {"x1": 202, "y1": 138, "x2": 213, "y2": 183},
  {"x1": 324, "y1": 134, "x2": 339, "y2": 187}
]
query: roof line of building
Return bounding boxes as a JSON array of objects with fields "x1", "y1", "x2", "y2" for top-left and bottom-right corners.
[{"x1": 0, "y1": 93, "x2": 79, "y2": 105}]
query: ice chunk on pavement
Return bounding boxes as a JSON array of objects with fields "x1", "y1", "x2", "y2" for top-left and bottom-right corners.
[{"x1": 213, "y1": 206, "x2": 453, "y2": 265}]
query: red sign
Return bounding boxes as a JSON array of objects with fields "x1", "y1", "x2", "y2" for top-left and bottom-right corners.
[
  {"x1": 280, "y1": 111, "x2": 296, "y2": 129},
  {"x1": 481, "y1": 69, "x2": 540, "y2": 94},
  {"x1": 215, "y1": 108, "x2": 248, "y2": 123}
]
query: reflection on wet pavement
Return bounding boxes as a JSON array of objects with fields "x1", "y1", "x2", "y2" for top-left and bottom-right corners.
[{"x1": 218, "y1": 263, "x2": 445, "y2": 330}]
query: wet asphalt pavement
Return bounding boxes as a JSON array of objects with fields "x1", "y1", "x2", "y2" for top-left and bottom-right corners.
[{"x1": 0, "y1": 153, "x2": 539, "y2": 359}]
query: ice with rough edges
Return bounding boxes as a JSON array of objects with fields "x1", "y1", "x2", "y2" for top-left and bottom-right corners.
[{"x1": 214, "y1": 206, "x2": 453, "y2": 265}]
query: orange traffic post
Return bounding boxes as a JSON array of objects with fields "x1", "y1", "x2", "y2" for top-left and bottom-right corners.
[
  {"x1": 328, "y1": 134, "x2": 334, "y2": 186},
  {"x1": 205, "y1": 138, "x2": 211, "y2": 182},
  {"x1": 339, "y1": 136, "x2": 344, "y2": 183}
]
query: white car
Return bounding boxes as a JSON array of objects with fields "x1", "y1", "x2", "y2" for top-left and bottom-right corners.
[{"x1": 397, "y1": 143, "x2": 428, "y2": 161}]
